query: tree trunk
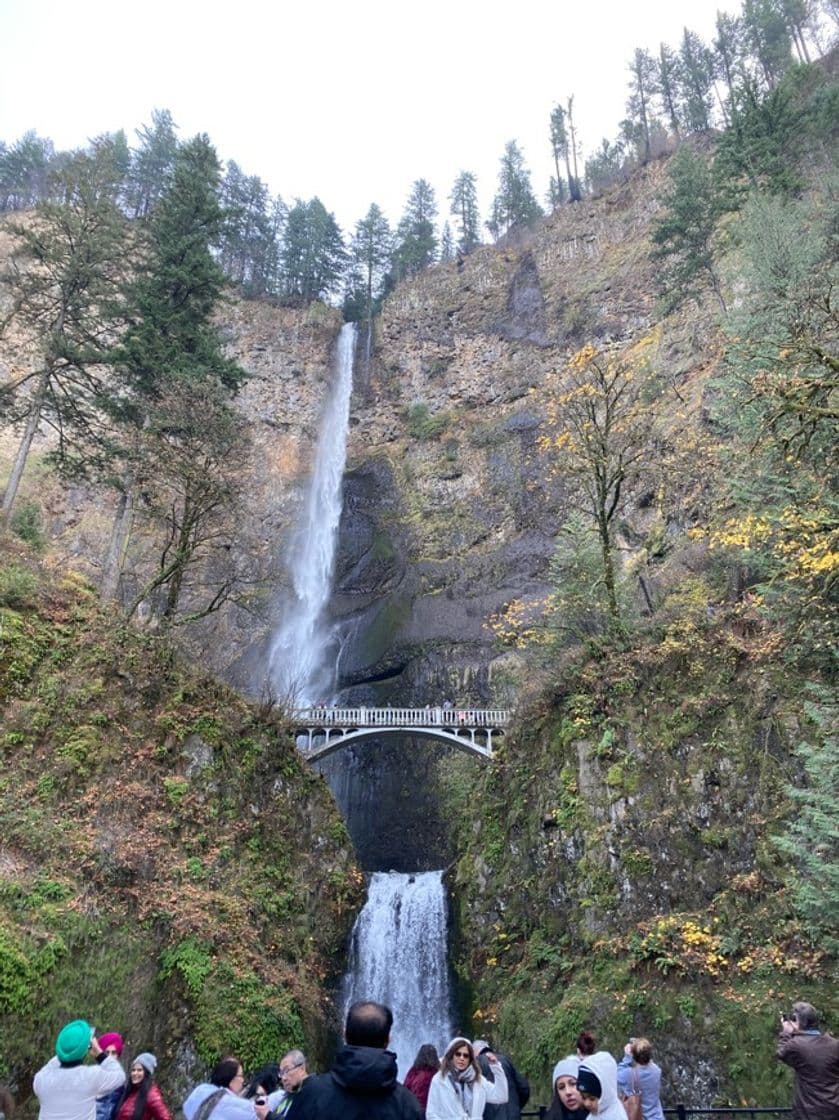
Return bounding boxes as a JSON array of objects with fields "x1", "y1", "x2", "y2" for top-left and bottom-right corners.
[
  {"x1": 101, "y1": 485, "x2": 135, "y2": 603},
  {"x1": 1, "y1": 370, "x2": 49, "y2": 521},
  {"x1": 596, "y1": 511, "x2": 621, "y2": 625}
]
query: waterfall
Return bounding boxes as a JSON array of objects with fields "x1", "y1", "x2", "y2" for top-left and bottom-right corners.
[
  {"x1": 265, "y1": 321, "x2": 456, "y2": 1068},
  {"x1": 268, "y1": 322, "x2": 356, "y2": 705},
  {"x1": 342, "y1": 871, "x2": 453, "y2": 1077}
]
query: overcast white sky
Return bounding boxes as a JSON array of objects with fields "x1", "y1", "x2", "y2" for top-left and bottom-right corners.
[{"x1": 1, "y1": 0, "x2": 742, "y2": 236}]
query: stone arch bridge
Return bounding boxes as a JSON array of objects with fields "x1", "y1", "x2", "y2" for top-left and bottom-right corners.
[{"x1": 292, "y1": 707, "x2": 510, "y2": 761}]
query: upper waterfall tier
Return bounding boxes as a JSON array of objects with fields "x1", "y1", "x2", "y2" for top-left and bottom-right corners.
[{"x1": 268, "y1": 322, "x2": 356, "y2": 705}]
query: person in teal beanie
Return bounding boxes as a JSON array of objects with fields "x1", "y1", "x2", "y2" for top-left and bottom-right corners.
[{"x1": 34, "y1": 1021, "x2": 125, "y2": 1120}]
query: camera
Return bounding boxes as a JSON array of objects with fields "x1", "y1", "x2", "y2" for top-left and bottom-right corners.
[{"x1": 781, "y1": 1013, "x2": 792, "y2": 1021}]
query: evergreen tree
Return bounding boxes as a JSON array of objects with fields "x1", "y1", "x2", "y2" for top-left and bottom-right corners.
[
  {"x1": 625, "y1": 48, "x2": 657, "y2": 163},
  {"x1": 0, "y1": 142, "x2": 129, "y2": 519},
  {"x1": 280, "y1": 198, "x2": 346, "y2": 304},
  {"x1": 487, "y1": 140, "x2": 543, "y2": 240},
  {"x1": 392, "y1": 179, "x2": 438, "y2": 279},
  {"x1": 713, "y1": 12, "x2": 747, "y2": 128},
  {"x1": 650, "y1": 145, "x2": 726, "y2": 312},
  {"x1": 656, "y1": 42, "x2": 684, "y2": 137},
  {"x1": 0, "y1": 131, "x2": 55, "y2": 211},
  {"x1": 125, "y1": 108, "x2": 179, "y2": 219},
  {"x1": 346, "y1": 203, "x2": 391, "y2": 324},
  {"x1": 724, "y1": 189, "x2": 837, "y2": 466},
  {"x1": 775, "y1": 687, "x2": 839, "y2": 954},
  {"x1": 550, "y1": 102, "x2": 582, "y2": 203},
  {"x1": 678, "y1": 28, "x2": 716, "y2": 132},
  {"x1": 439, "y1": 222, "x2": 455, "y2": 262},
  {"x1": 742, "y1": 0, "x2": 795, "y2": 87},
  {"x1": 780, "y1": 0, "x2": 813, "y2": 62},
  {"x1": 218, "y1": 161, "x2": 276, "y2": 296},
  {"x1": 449, "y1": 171, "x2": 481, "y2": 253},
  {"x1": 106, "y1": 134, "x2": 249, "y2": 615},
  {"x1": 547, "y1": 174, "x2": 568, "y2": 209},
  {"x1": 714, "y1": 66, "x2": 810, "y2": 197},
  {"x1": 585, "y1": 139, "x2": 627, "y2": 195}
]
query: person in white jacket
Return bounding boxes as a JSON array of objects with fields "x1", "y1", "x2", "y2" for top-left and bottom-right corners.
[
  {"x1": 426, "y1": 1037, "x2": 508, "y2": 1120},
  {"x1": 576, "y1": 1052, "x2": 628, "y2": 1120},
  {"x1": 34, "y1": 1020, "x2": 126, "y2": 1120}
]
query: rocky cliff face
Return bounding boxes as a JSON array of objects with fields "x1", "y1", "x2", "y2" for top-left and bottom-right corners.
[{"x1": 329, "y1": 160, "x2": 699, "y2": 707}]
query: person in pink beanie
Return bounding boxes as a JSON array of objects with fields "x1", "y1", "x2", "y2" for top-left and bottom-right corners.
[{"x1": 96, "y1": 1033, "x2": 126, "y2": 1120}]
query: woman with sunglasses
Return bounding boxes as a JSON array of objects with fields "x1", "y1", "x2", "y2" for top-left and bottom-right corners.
[{"x1": 426, "y1": 1037, "x2": 508, "y2": 1120}]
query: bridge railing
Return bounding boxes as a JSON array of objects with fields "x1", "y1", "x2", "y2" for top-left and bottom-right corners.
[{"x1": 293, "y1": 707, "x2": 511, "y2": 728}]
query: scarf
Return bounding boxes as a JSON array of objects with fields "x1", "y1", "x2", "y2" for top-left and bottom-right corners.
[{"x1": 448, "y1": 1065, "x2": 476, "y2": 1116}]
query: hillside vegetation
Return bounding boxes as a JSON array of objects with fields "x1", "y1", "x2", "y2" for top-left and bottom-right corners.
[{"x1": 0, "y1": 535, "x2": 361, "y2": 1101}]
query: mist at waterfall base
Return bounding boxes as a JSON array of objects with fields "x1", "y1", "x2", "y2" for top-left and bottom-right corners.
[
  {"x1": 267, "y1": 322, "x2": 356, "y2": 707},
  {"x1": 342, "y1": 871, "x2": 453, "y2": 1078},
  {"x1": 264, "y1": 320, "x2": 458, "y2": 1075}
]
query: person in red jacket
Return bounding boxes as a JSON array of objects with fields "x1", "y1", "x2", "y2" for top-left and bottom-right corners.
[
  {"x1": 405, "y1": 1046, "x2": 440, "y2": 1116},
  {"x1": 114, "y1": 1055, "x2": 171, "y2": 1120}
]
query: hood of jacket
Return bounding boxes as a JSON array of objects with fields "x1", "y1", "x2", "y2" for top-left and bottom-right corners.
[
  {"x1": 331, "y1": 1045, "x2": 399, "y2": 1094},
  {"x1": 579, "y1": 1052, "x2": 625, "y2": 1120}
]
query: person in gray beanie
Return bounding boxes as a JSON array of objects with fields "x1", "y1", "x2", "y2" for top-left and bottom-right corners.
[{"x1": 113, "y1": 1054, "x2": 170, "y2": 1120}]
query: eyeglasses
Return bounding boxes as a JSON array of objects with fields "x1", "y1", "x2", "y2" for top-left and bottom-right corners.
[
  {"x1": 453, "y1": 1050, "x2": 471, "y2": 1059},
  {"x1": 280, "y1": 1062, "x2": 304, "y2": 1075}
]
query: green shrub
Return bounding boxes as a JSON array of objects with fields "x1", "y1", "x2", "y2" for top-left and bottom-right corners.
[
  {"x1": 406, "y1": 402, "x2": 449, "y2": 440},
  {"x1": 10, "y1": 501, "x2": 45, "y2": 551},
  {"x1": 0, "y1": 564, "x2": 39, "y2": 609}
]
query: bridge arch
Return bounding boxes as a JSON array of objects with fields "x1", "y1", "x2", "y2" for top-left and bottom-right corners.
[
  {"x1": 291, "y1": 707, "x2": 510, "y2": 763},
  {"x1": 296, "y1": 724, "x2": 502, "y2": 762}
]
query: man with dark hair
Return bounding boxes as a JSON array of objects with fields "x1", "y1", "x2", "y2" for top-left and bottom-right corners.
[
  {"x1": 777, "y1": 1001, "x2": 839, "y2": 1120},
  {"x1": 285, "y1": 1001, "x2": 420, "y2": 1120},
  {"x1": 474, "y1": 1040, "x2": 530, "y2": 1120},
  {"x1": 346, "y1": 1002, "x2": 394, "y2": 1048}
]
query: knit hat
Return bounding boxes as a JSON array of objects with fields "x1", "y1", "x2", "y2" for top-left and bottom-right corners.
[
  {"x1": 576, "y1": 1065, "x2": 602, "y2": 1098},
  {"x1": 445, "y1": 1037, "x2": 472, "y2": 1057},
  {"x1": 99, "y1": 1032, "x2": 124, "y2": 1057},
  {"x1": 56, "y1": 1019, "x2": 93, "y2": 1063},
  {"x1": 134, "y1": 1053, "x2": 157, "y2": 1076},
  {"x1": 552, "y1": 1056, "x2": 580, "y2": 1086}
]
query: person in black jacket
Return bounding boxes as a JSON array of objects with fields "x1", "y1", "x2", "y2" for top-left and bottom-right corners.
[
  {"x1": 473, "y1": 1041, "x2": 530, "y2": 1120},
  {"x1": 284, "y1": 1001, "x2": 421, "y2": 1120}
]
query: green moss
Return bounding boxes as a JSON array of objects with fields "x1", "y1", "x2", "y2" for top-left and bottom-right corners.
[{"x1": 405, "y1": 401, "x2": 451, "y2": 440}]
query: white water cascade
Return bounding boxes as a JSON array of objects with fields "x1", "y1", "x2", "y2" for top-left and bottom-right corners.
[
  {"x1": 268, "y1": 322, "x2": 356, "y2": 705},
  {"x1": 265, "y1": 322, "x2": 456, "y2": 1068},
  {"x1": 342, "y1": 871, "x2": 454, "y2": 1077}
]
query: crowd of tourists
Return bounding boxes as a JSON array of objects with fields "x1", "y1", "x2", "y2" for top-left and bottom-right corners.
[{"x1": 12, "y1": 997, "x2": 839, "y2": 1120}]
